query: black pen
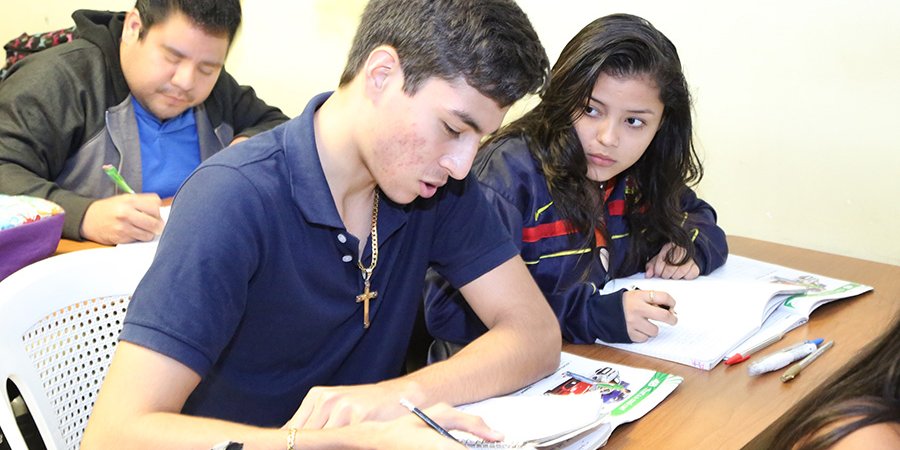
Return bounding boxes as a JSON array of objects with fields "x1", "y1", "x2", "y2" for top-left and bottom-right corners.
[
  {"x1": 627, "y1": 286, "x2": 671, "y2": 311},
  {"x1": 399, "y1": 398, "x2": 461, "y2": 443}
]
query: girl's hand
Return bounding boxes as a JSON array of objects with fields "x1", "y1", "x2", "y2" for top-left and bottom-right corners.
[
  {"x1": 645, "y1": 242, "x2": 700, "y2": 279},
  {"x1": 622, "y1": 289, "x2": 677, "y2": 342}
]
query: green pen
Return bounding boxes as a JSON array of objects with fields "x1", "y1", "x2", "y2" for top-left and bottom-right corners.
[{"x1": 101, "y1": 164, "x2": 135, "y2": 194}]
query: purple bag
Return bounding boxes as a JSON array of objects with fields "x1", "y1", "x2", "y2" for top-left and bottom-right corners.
[{"x1": 0, "y1": 195, "x2": 64, "y2": 281}]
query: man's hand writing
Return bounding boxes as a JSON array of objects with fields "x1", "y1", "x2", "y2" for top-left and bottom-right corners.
[{"x1": 80, "y1": 193, "x2": 163, "y2": 244}]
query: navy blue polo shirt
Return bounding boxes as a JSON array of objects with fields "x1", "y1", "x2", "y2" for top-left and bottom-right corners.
[{"x1": 119, "y1": 92, "x2": 518, "y2": 427}]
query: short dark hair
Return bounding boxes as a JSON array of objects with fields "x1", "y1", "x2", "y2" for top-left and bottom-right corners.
[
  {"x1": 134, "y1": 0, "x2": 241, "y2": 42},
  {"x1": 338, "y1": 0, "x2": 549, "y2": 107}
]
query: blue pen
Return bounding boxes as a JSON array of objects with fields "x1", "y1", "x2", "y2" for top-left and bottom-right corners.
[
  {"x1": 564, "y1": 370, "x2": 598, "y2": 385},
  {"x1": 778, "y1": 338, "x2": 824, "y2": 353},
  {"x1": 747, "y1": 338, "x2": 824, "y2": 376}
]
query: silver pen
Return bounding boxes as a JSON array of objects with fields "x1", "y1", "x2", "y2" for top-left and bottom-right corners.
[
  {"x1": 725, "y1": 331, "x2": 786, "y2": 365},
  {"x1": 780, "y1": 340, "x2": 834, "y2": 382}
]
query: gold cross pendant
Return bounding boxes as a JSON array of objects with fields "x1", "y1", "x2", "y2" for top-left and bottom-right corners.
[{"x1": 356, "y1": 278, "x2": 378, "y2": 328}]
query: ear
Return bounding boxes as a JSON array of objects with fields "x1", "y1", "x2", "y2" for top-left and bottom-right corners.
[
  {"x1": 121, "y1": 8, "x2": 143, "y2": 44},
  {"x1": 363, "y1": 46, "x2": 402, "y2": 97}
]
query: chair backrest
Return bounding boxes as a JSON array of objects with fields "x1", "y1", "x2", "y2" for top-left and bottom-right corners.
[{"x1": 0, "y1": 246, "x2": 154, "y2": 450}]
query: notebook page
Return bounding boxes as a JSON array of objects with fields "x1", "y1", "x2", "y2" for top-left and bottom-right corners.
[
  {"x1": 707, "y1": 255, "x2": 871, "y2": 318},
  {"x1": 453, "y1": 391, "x2": 608, "y2": 446},
  {"x1": 597, "y1": 277, "x2": 801, "y2": 369},
  {"x1": 721, "y1": 255, "x2": 873, "y2": 357},
  {"x1": 452, "y1": 353, "x2": 682, "y2": 449}
]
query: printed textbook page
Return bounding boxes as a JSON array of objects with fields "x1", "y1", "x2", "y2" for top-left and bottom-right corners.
[
  {"x1": 716, "y1": 255, "x2": 873, "y2": 358},
  {"x1": 453, "y1": 352, "x2": 682, "y2": 449}
]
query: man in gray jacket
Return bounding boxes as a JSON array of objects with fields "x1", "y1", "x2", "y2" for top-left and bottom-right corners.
[{"x1": 0, "y1": 0, "x2": 287, "y2": 244}]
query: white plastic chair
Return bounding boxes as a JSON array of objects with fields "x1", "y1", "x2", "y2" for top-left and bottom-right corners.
[{"x1": 0, "y1": 245, "x2": 154, "y2": 450}]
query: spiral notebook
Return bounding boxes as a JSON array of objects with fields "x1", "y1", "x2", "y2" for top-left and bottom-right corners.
[{"x1": 451, "y1": 352, "x2": 682, "y2": 449}]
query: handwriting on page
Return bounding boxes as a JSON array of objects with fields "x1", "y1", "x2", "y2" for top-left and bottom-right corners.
[{"x1": 600, "y1": 277, "x2": 802, "y2": 370}]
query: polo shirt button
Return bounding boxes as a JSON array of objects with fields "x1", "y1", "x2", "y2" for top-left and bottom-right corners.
[
  {"x1": 342, "y1": 255, "x2": 353, "y2": 263},
  {"x1": 337, "y1": 233, "x2": 347, "y2": 243}
]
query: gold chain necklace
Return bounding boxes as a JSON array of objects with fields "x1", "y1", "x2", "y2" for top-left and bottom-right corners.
[{"x1": 355, "y1": 189, "x2": 379, "y2": 328}]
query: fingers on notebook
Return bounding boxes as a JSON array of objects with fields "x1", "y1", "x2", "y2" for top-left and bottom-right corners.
[
  {"x1": 645, "y1": 243, "x2": 700, "y2": 280},
  {"x1": 427, "y1": 404, "x2": 504, "y2": 442}
]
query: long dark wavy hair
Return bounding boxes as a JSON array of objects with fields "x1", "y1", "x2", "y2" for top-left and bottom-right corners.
[
  {"x1": 486, "y1": 13, "x2": 702, "y2": 274},
  {"x1": 769, "y1": 316, "x2": 900, "y2": 449}
]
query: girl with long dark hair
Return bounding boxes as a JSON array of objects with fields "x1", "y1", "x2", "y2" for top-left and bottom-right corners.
[{"x1": 425, "y1": 13, "x2": 728, "y2": 347}]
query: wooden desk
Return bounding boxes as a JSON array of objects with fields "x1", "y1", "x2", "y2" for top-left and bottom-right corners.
[
  {"x1": 55, "y1": 238, "x2": 107, "y2": 254},
  {"x1": 563, "y1": 235, "x2": 900, "y2": 450}
]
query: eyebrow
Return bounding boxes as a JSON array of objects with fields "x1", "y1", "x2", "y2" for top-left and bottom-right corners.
[
  {"x1": 450, "y1": 109, "x2": 485, "y2": 135},
  {"x1": 162, "y1": 44, "x2": 223, "y2": 68},
  {"x1": 588, "y1": 96, "x2": 658, "y2": 115}
]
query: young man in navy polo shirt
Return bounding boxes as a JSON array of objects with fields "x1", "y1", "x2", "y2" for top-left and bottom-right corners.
[{"x1": 83, "y1": 0, "x2": 560, "y2": 448}]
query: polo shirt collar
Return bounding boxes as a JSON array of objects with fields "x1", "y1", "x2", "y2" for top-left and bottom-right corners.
[
  {"x1": 131, "y1": 96, "x2": 196, "y2": 132},
  {"x1": 284, "y1": 92, "x2": 408, "y2": 241}
]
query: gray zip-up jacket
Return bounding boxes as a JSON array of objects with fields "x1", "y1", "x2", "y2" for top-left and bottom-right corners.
[{"x1": 0, "y1": 10, "x2": 288, "y2": 239}]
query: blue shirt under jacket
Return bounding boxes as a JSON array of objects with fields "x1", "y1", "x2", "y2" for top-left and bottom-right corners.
[
  {"x1": 119, "y1": 92, "x2": 519, "y2": 426},
  {"x1": 132, "y1": 97, "x2": 200, "y2": 198}
]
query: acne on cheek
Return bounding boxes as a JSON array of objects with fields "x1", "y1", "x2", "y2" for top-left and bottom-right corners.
[{"x1": 373, "y1": 132, "x2": 428, "y2": 173}]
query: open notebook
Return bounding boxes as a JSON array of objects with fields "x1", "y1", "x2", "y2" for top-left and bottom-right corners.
[
  {"x1": 452, "y1": 352, "x2": 682, "y2": 449},
  {"x1": 708, "y1": 255, "x2": 873, "y2": 360},
  {"x1": 596, "y1": 255, "x2": 873, "y2": 370}
]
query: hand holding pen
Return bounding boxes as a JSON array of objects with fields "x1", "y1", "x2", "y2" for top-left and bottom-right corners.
[
  {"x1": 398, "y1": 399, "x2": 503, "y2": 447},
  {"x1": 623, "y1": 288, "x2": 677, "y2": 343},
  {"x1": 748, "y1": 338, "x2": 824, "y2": 376},
  {"x1": 81, "y1": 164, "x2": 164, "y2": 244},
  {"x1": 400, "y1": 399, "x2": 461, "y2": 443}
]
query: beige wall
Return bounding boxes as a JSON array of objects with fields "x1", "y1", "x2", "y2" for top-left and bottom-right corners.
[{"x1": 4, "y1": 1, "x2": 898, "y2": 266}]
